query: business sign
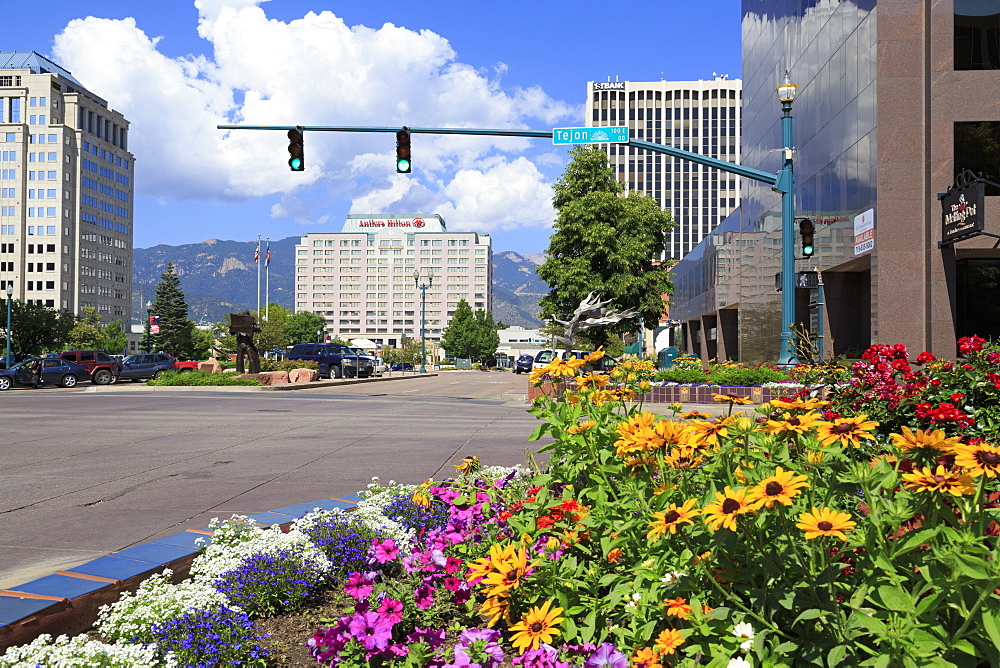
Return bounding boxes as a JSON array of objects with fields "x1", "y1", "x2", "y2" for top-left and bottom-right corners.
[
  {"x1": 356, "y1": 218, "x2": 426, "y2": 228},
  {"x1": 853, "y1": 208, "x2": 875, "y2": 255},
  {"x1": 593, "y1": 82, "x2": 625, "y2": 91},
  {"x1": 941, "y1": 180, "x2": 985, "y2": 243},
  {"x1": 149, "y1": 315, "x2": 160, "y2": 335},
  {"x1": 553, "y1": 126, "x2": 629, "y2": 145}
]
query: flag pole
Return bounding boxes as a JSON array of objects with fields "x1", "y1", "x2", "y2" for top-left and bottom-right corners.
[
  {"x1": 265, "y1": 237, "x2": 270, "y2": 323},
  {"x1": 256, "y1": 234, "x2": 261, "y2": 320}
]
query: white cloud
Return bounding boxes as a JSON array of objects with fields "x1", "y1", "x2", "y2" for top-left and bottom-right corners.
[{"x1": 51, "y1": 0, "x2": 574, "y2": 233}]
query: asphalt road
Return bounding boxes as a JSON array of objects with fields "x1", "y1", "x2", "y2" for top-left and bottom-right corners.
[{"x1": 0, "y1": 371, "x2": 544, "y2": 589}]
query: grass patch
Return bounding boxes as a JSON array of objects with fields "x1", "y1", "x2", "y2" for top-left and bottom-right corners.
[{"x1": 146, "y1": 371, "x2": 262, "y2": 387}]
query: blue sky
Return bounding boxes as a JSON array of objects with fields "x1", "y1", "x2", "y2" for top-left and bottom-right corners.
[{"x1": 8, "y1": 0, "x2": 741, "y2": 255}]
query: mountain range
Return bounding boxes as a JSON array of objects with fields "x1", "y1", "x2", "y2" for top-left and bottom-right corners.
[{"x1": 132, "y1": 237, "x2": 548, "y2": 328}]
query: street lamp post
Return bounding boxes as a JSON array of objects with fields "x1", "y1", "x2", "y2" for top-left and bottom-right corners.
[
  {"x1": 144, "y1": 301, "x2": 152, "y2": 353},
  {"x1": 4, "y1": 285, "x2": 12, "y2": 367},
  {"x1": 776, "y1": 71, "x2": 799, "y2": 367},
  {"x1": 413, "y1": 269, "x2": 433, "y2": 373}
]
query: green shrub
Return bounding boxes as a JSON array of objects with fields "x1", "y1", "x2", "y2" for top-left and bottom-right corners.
[
  {"x1": 146, "y1": 371, "x2": 262, "y2": 387},
  {"x1": 276, "y1": 359, "x2": 318, "y2": 371},
  {"x1": 654, "y1": 368, "x2": 710, "y2": 383},
  {"x1": 710, "y1": 366, "x2": 790, "y2": 386}
]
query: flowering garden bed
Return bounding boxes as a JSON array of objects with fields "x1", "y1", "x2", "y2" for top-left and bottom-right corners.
[{"x1": 3, "y1": 339, "x2": 1000, "y2": 666}]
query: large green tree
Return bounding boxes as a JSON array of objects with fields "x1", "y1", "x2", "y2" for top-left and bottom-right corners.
[
  {"x1": 0, "y1": 301, "x2": 75, "y2": 355},
  {"x1": 538, "y1": 145, "x2": 675, "y2": 348},
  {"x1": 102, "y1": 320, "x2": 129, "y2": 356},
  {"x1": 286, "y1": 311, "x2": 327, "y2": 345},
  {"x1": 66, "y1": 307, "x2": 105, "y2": 350},
  {"x1": 149, "y1": 263, "x2": 195, "y2": 358},
  {"x1": 254, "y1": 303, "x2": 291, "y2": 353},
  {"x1": 440, "y1": 299, "x2": 500, "y2": 363}
]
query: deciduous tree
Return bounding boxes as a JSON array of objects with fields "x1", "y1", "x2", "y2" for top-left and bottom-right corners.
[
  {"x1": 0, "y1": 301, "x2": 75, "y2": 355},
  {"x1": 286, "y1": 311, "x2": 327, "y2": 345},
  {"x1": 538, "y1": 145, "x2": 674, "y2": 349}
]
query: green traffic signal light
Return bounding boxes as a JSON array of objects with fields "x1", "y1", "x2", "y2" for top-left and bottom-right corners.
[
  {"x1": 396, "y1": 127, "x2": 411, "y2": 174},
  {"x1": 799, "y1": 218, "x2": 815, "y2": 257},
  {"x1": 287, "y1": 126, "x2": 304, "y2": 172}
]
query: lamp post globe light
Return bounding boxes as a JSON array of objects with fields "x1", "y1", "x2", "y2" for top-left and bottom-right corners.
[
  {"x1": 145, "y1": 301, "x2": 152, "y2": 354},
  {"x1": 4, "y1": 285, "x2": 12, "y2": 368},
  {"x1": 776, "y1": 70, "x2": 798, "y2": 367},
  {"x1": 413, "y1": 269, "x2": 433, "y2": 373}
]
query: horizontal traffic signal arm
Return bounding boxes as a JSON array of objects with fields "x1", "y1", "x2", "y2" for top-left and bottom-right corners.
[{"x1": 216, "y1": 124, "x2": 782, "y2": 188}]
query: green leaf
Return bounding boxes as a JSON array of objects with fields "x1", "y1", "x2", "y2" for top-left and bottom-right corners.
[
  {"x1": 849, "y1": 610, "x2": 887, "y2": 635},
  {"x1": 827, "y1": 645, "x2": 848, "y2": 666},
  {"x1": 875, "y1": 585, "x2": 914, "y2": 613},
  {"x1": 983, "y1": 607, "x2": 1000, "y2": 650},
  {"x1": 951, "y1": 638, "x2": 979, "y2": 656},
  {"x1": 792, "y1": 608, "x2": 828, "y2": 624}
]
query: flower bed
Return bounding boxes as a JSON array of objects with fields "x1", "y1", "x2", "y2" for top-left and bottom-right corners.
[{"x1": 4, "y1": 341, "x2": 1000, "y2": 667}]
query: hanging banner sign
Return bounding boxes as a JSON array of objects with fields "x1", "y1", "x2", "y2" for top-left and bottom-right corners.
[
  {"x1": 853, "y1": 208, "x2": 875, "y2": 255},
  {"x1": 149, "y1": 315, "x2": 160, "y2": 335},
  {"x1": 941, "y1": 180, "x2": 985, "y2": 244}
]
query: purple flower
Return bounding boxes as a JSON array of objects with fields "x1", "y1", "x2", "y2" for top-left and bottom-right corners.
[
  {"x1": 450, "y1": 628, "x2": 505, "y2": 668},
  {"x1": 344, "y1": 572, "x2": 374, "y2": 600},
  {"x1": 407, "y1": 627, "x2": 446, "y2": 649},
  {"x1": 372, "y1": 539, "x2": 399, "y2": 564},
  {"x1": 513, "y1": 644, "x2": 571, "y2": 668},
  {"x1": 414, "y1": 583, "x2": 435, "y2": 610},
  {"x1": 348, "y1": 611, "x2": 393, "y2": 651},
  {"x1": 584, "y1": 643, "x2": 628, "y2": 668},
  {"x1": 451, "y1": 585, "x2": 472, "y2": 605},
  {"x1": 377, "y1": 597, "x2": 404, "y2": 625},
  {"x1": 443, "y1": 577, "x2": 462, "y2": 591}
]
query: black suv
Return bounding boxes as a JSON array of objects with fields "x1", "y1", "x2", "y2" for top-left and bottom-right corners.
[
  {"x1": 119, "y1": 353, "x2": 177, "y2": 381},
  {"x1": 286, "y1": 343, "x2": 375, "y2": 379}
]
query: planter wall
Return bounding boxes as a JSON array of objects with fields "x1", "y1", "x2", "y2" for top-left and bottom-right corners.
[{"x1": 528, "y1": 383, "x2": 805, "y2": 405}]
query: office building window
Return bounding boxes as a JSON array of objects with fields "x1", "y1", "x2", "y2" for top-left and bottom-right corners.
[
  {"x1": 955, "y1": 121, "x2": 1000, "y2": 195},
  {"x1": 956, "y1": 0, "x2": 1000, "y2": 69}
]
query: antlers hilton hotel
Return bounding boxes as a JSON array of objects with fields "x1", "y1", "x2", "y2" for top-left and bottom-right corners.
[{"x1": 294, "y1": 214, "x2": 492, "y2": 348}]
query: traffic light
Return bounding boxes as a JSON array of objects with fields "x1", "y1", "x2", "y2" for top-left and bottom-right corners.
[
  {"x1": 287, "y1": 126, "x2": 304, "y2": 171},
  {"x1": 396, "y1": 127, "x2": 411, "y2": 173},
  {"x1": 799, "y1": 218, "x2": 815, "y2": 257}
]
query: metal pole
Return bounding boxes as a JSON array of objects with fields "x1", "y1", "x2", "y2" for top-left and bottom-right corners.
[
  {"x1": 256, "y1": 235, "x2": 261, "y2": 320},
  {"x1": 777, "y1": 99, "x2": 797, "y2": 367},
  {"x1": 264, "y1": 237, "x2": 270, "y2": 322},
  {"x1": 414, "y1": 270, "x2": 432, "y2": 373},
  {"x1": 816, "y1": 269, "x2": 825, "y2": 361},
  {"x1": 145, "y1": 302, "x2": 152, "y2": 353},
  {"x1": 5, "y1": 286, "x2": 12, "y2": 367}
]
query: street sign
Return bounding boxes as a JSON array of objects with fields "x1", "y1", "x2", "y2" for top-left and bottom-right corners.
[{"x1": 553, "y1": 126, "x2": 629, "y2": 145}]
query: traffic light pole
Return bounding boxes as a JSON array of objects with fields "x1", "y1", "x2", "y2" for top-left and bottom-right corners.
[{"x1": 218, "y1": 123, "x2": 795, "y2": 360}]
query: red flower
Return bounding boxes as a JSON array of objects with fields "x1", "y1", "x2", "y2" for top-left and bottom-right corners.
[
  {"x1": 536, "y1": 516, "x2": 556, "y2": 529},
  {"x1": 986, "y1": 373, "x2": 1000, "y2": 389},
  {"x1": 958, "y1": 335, "x2": 986, "y2": 355},
  {"x1": 950, "y1": 393, "x2": 965, "y2": 403},
  {"x1": 988, "y1": 352, "x2": 1000, "y2": 364},
  {"x1": 892, "y1": 359, "x2": 910, "y2": 372},
  {"x1": 916, "y1": 352, "x2": 936, "y2": 364}
]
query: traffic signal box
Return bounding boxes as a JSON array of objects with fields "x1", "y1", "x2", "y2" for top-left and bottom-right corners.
[
  {"x1": 287, "y1": 126, "x2": 305, "y2": 171},
  {"x1": 396, "y1": 127, "x2": 411, "y2": 173},
  {"x1": 799, "y1": 218, "x2": 815, "y2": 257}
]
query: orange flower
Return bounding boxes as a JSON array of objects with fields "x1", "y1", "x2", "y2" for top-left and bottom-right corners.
[
  {"x1": 663, "y1": 597, "x2": 694, "y2": 618},
  {"x1": 654, "y1": 628, "x2": 685, "y2": 655},
  {"x1": 606, "y1": 548, "x2": 623, "y2": 563},
  {"x1": 631, "y1": 647, "x2": 663, "y2": 668},
  {"x1": 567, "y1": 420, "x2": 596, "y2": 435}
]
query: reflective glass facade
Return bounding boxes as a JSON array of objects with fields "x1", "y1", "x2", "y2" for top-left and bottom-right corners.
[{"x1": 671, "y1": 1, "x2": 877, "y2": 361}]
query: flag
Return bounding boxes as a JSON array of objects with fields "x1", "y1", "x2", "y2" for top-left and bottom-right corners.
[
  {"x1": 265, "y1": 241, "x2": 271, "y2": 266},
  {"x1": 149, "y1": 315, "x2": 160, "y2": 335},
  {"x1": 254, "y1": 246, "x2": 259, "y2": 263}
]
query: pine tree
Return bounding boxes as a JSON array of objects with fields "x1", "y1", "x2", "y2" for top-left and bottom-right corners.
[
  {"x1": 538, "y1": 145, "x2": 675, "y2": 348},
  {"x1": 150, "y1": 263, "x2": 194, "y2": 358}
]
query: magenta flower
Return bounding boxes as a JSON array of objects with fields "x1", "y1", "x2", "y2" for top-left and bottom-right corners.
[
  {"x1": 377, "y1": 597, "x2": 404, "y2": 625},
  {"x1": 443, "y1": 577, "x2": 462, "y2": 591},
  {"x1": 349, "y1": 611, "x2": 393, "y2": 651},
  {"x1": 414, "y1": 583, "x2": 435, "y2": 610},
  {"x1": 372, "y1": 538, "x2": 400, "y2": 564},
  {"x1": 445, "y1": 557, "x2": 463, "y2": 575},
  {"x1": 407, "y1": 627, "x2": 446, "y2": 649},
  {"x1": 344, "y1": 572, "x2": 374, "y2": 600}
]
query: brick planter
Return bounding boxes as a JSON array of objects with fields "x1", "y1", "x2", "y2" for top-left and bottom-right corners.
[{"x1": 528, "y1": 383, "x2": 807, "y2": 405}]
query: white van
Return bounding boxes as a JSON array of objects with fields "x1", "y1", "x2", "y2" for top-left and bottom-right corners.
[{"x1": 532, "y1": 349, "x2": 617, "y2": 372}]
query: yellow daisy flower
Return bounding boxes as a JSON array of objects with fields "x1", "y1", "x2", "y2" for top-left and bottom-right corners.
[
  {"x1": 763, "y1": 411, "x2": 822, "y2": 436},
  {"x1": 796, "y1": 507, "x2": 856, "y2": 540},
  {"x1": 566, "y1": 420, "x2": 597, "y2": 435},
  {"x1": 889, "y1": 426, "x2": 962, "y2": 455},
  {"x1": 747, "y1": 466, "x2": 810, "y2": 508},
  {"x1": 647, "y1": 499, "x2": 700, "y2": 540},
  {"x1": 952, "y1": 442, "x2": 1000, "y2": 478},
  {"x1": 508, "y1": 599, "x2": 564, "y2": 654},
  {"x1": 703, "y1": 486, "x2": 756, "y2": 531},
  {"x1": 902, "y1": 465, "x2": 976, "y2": 496},
  {"x1": 815, "y1": 415, "x2": 880, "y2": 448}
]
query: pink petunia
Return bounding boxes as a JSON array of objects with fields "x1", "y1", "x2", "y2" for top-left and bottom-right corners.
[{"x1": 372, "y1": 538, "x2": 399, "y2": 564}]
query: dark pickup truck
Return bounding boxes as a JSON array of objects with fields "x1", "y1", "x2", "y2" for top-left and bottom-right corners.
[{"x1": 286, "y1": 343, "x2": 375, "y2": 379}]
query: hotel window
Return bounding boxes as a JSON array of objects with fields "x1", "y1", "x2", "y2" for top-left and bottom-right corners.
[{"x1": 955, "y1": 121, "x2": 1000, "y2": 195}]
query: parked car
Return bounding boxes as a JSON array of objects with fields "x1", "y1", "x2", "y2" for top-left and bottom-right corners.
[
  {"x1": 513, "y1": 354, "x2": 535, "y2": 374},
  {"x1": 118, "y1": 353, "x2": 178, "y2": 381},
  {"x1": 390, "y1": 362, "x2": 415, "y2": 371},
  {"x1": 347, "y1": 347, "x2": 380, "y2": 376},
  {"x1": 286, "y1": 343, "x2": 375, "y2": 379},
  {"x1": 372, "y1": 357, "x2": 387, "y2": 376},
  {"x1": 0, "y1": 358, "x2": 91, "y2": 390},
  {"x1": 174, "y1": 360, "x2": 203, "y2": 372},
  {"x1": 57, "y1": 350, "x2": 121, "y2": 385},
  {"x1": 532, "y1": 349, "x2": 617, "y2": 372},
  {"x1": 0, "y1": 353, "x2": 38, "y2": 370}
]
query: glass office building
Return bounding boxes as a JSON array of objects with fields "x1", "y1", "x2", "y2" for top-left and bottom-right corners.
[{"x1": 669, "y1": 0, "x2": 1000, "y2": 362}]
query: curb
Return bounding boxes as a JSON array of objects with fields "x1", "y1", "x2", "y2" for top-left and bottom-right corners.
[
  {"x1": 0, "y1": 495, "x2": 363, "y2": 652},
  {"x1": 83, "y1": 372, "x2": 437, "y2": 392}
]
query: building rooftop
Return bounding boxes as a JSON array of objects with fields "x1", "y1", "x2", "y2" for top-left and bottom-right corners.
[{"x1": 0, "y1": 50, "x2": 88, "y2": 92}]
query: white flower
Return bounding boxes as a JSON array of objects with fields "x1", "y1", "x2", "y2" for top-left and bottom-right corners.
[
  {"x1": 732, "y1": 621, "x2": 755, "y2": 652},
  {"x1": 727, "y1": 658, "x2": 752, "y2": 668},
  {"x1": 624, "y1": 592, "x2": 643, "y2": 609},
  {"x1": 660, "y1": 571, "x2": 686, "y2": 587},
  {"x1": 0, "y1": 633, "x2": 173, "y2": 667}
]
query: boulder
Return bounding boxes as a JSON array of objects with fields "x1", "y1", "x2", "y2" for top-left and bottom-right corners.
[
  {"x1": 288, "y1": 368, "x2": 318, "y2": 383},
  {"x1": 258, "y1": 371, "x2": 290, "y2": 386},
  {"x1": 199, "y1": 359, "x2": 223, "y2": 374}
]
